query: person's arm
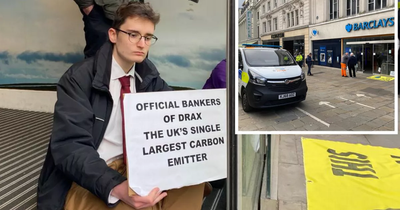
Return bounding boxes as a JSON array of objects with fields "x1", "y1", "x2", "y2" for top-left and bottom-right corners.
[
  {"x1": 209, "y1": 60, "x2": 226, "y2": 89},
  {"x1": 74, "y1": 0, "x2": 94, "y2": 9},
  {"x1": 51, "y1": 69, "x2": 126, "y2": 206}
]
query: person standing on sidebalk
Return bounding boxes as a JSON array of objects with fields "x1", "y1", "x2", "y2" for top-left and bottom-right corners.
[{"x1": 37, "y1": 2, "x2": 211, "y2": 210}]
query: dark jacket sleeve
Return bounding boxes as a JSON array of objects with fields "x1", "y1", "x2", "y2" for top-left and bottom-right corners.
[
  {"x1": 154, "y1": 75, "x2": 173, "y2": 91},
  {"x1": 51, "y1": 71, "x2": 126, "y2": 206},
  {"x1": 74, "y1": 0, "x2": 95, "y2": 9}
]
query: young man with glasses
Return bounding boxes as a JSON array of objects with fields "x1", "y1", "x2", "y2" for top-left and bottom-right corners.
[{"x1": 37, "y1": 2, "x2": 207, "y2": 210}]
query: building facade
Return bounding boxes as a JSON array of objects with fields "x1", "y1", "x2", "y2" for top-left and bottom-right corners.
[
  {"x1": 259, "y1": 0, "x2": 311, "y2": 56},
  {"x1": 309, "y1": 0, "x2": 395, "y2": 75},
  {"x1": 239, "y1": 0, "x2": 260, "y2": 46}
]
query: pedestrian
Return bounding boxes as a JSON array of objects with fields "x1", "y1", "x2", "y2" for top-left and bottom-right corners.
[
  {"x1": 296, "y1": 53, "x2": 303, "y2": 69},
  {"x1": 348, "y1": 53, "x2": 357, "y2": 77},
  {"x1": 203, "y1": 59, "x2": 226, "y2": 89},
  {"x1": 306, "y1": 53, "x2": 313, "y2": 76},
  {"x1": 341, "y1": 52, "x2": 349, "y2": 77},
  {"x1": 37, "y1": 2, "x2": 210, "y2": 210},
  {"x1": 73, "y1": 0, "x2": 140, "y2": 59}
]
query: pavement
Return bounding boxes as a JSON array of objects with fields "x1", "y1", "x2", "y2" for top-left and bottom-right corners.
[
  {"x1": 276, "y1": 132, "x2": 400, "y2": 210},
  {"x1": 238, "y1": 66, "x2": 396, "y2": 131}
]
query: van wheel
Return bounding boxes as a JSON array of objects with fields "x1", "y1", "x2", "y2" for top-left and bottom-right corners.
[{"x1": 241, "y1": 90, "x2": 253, "y2": 112}]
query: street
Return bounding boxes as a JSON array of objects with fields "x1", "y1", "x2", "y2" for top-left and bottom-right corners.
[{"x1": 238, "y1": 66, "x2": 396, "y2": 131}]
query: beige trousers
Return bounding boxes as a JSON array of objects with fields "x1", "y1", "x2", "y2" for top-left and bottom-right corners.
[{"x1": 64, "y1": 159, "x2": 205, "y2": 210}]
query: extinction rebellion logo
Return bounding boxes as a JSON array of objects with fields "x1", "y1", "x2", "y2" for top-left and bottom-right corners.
[{"x1": 345, "y1": 17, "x2": 394, "y2": 33}]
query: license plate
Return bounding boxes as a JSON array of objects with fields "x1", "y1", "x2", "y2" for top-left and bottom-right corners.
[{"x1": 278, "y1": 92, "x2": 296, "y2": 100}]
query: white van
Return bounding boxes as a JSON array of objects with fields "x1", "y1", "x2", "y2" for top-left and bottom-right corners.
[{"x1": 238, "y1": 44, "x2": 308, "y2": 112}]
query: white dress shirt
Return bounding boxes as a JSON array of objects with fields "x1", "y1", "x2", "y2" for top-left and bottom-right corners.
[{"x1": 97, "y1": 56, "x2": 136, "y2": 203}]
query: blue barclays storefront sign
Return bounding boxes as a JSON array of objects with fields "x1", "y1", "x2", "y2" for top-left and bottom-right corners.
[{"x1": 345, "y1": 17, "x2": 394, "y2": 32}]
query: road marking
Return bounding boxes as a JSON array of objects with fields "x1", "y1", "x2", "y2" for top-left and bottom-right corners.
[
  {"x1": 355, "y1": 102, "x2": 376, "y2": 109},
  {"x1": 338, "y1": 97, "x2": 376, "y2": 109},
  {"x1": 319, "y1": 101, "x2": 336, "y2": 108},
  {"x1": 296, "y1": 107, "x2": 330, "y2": 127},
  {"x1": 356, "y1": 93, "x2": 371, "y2": 98}
]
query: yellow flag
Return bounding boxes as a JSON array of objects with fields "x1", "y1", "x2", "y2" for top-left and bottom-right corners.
[{"x1": 302, "y1": 137, "x2": 400, "y2": 210}]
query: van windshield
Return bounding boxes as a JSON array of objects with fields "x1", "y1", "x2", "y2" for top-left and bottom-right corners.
[{"x1": 243, "y1": 49, "x2": 297, "y2": 66}]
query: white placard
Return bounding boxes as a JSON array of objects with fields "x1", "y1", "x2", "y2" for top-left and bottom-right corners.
[{"x1": 123, "y1": 89, "x2": 227, "y2": 196}]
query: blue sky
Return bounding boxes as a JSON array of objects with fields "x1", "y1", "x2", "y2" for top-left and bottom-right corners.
[{"x1": 0, "y1": 0, "x2": 226, "y2": 89}]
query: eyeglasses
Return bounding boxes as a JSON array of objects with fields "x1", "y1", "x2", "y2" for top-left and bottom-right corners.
[{"x1": 114, "y1": 28, "x2": 158, "y2": 45}]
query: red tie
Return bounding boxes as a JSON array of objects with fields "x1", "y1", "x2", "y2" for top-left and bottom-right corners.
[{"x1": 119, "y1": 76, "x2": 131, "y2": 164}]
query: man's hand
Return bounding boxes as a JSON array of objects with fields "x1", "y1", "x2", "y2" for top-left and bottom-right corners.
[
  {"x1": 82, "y1": 5, "x2": 94, "y2": 16},
  {"x1": 111, "y1": 181, "x2": 167, "y2": 209}
]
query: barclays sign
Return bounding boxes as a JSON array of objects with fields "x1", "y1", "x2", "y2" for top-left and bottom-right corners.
[{"x1": 345, "y1": 17, "x2": 394, "y2": 32}]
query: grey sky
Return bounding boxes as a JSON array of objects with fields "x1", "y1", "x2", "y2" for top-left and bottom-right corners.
[{"x1": 238, "y1": 0, "x2": 245, "y2": 8}]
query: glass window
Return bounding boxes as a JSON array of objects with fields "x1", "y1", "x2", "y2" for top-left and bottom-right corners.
[
  {"x1": 330, "y1": 0, "x2": 339, "y2": 19},
  {"x1": 273, "y1": 17, "x2": 277, "y2": 30},
  {"x1": 268, "y1": 20, "x2": 271, "y2": 32},
  {"x1": 287, "y1": 13, "x2": 290, "y2": 27},
  {"x1": 295, "y1": 10, "x2": 299, "y2": 25},
  {"x1": 291, "y1": 11, "x2": 294, "y2": 26},
  {"x1": 369, "y1": 0, "x2": 374, "y2": 11},
  {"x1": 375, "y1": 0, "x2": 381, "y2": 10},
  {"x1": 268, "y1": 2, "x2": 270, "y2": 11},
  {"x1": 263, "y1": 22, "x2": 266, "y2": 33},
  {"x1": 333, "y1": 0, "x2": 338, "y2": 19},
  {"x1": 243, "y1": 49, "x2": 297, "y2": 67},
  {"x1": 262, "y1": 5, "x2": 265, "y2": 13},
  {"x1": 347, "y1": 0, "x2": 358, "y2": 16},
  {"x1": 274, "y1": 0, "x2": 277, "y2": 7}
]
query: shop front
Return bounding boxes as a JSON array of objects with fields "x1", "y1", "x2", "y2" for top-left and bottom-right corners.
[
  {"x1": 309, "y1": 9, "x2": 395, "y2": 75},
  {"x1": 312, "y1": 39, "x2": 342, "y2": 68},
  {"x1": 261, "y1": 27, "x2": 309, "y2": 56},
  {"x1": 343, "y1": 36, "x2": 394, "y2": 74},
  {"x1": 262, "y1": 39, "x2": 280, "y2": 46},
  {"x1": 283, "y1": 36, "x2": 305, "y2": 57}
]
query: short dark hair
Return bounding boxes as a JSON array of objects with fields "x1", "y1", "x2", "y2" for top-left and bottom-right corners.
[{"x1": 112, "y1": 2, "x2": 160, "y2": 30}]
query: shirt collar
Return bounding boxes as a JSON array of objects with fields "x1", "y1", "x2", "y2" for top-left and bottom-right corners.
[{"x1": 111, "y1": 56, "x2": 136, "y2": 80}]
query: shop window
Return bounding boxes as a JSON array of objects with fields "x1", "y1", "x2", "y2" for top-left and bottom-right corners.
[
  {"x1": 273, "y1": 17, "x2": 277, "y2": 31},
  {"x1": 347, "y1": 0, "x2": 359, "y2": 16},
  {"x1": 330, "y1": 0, "x2": 339, "y2": 20}
]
